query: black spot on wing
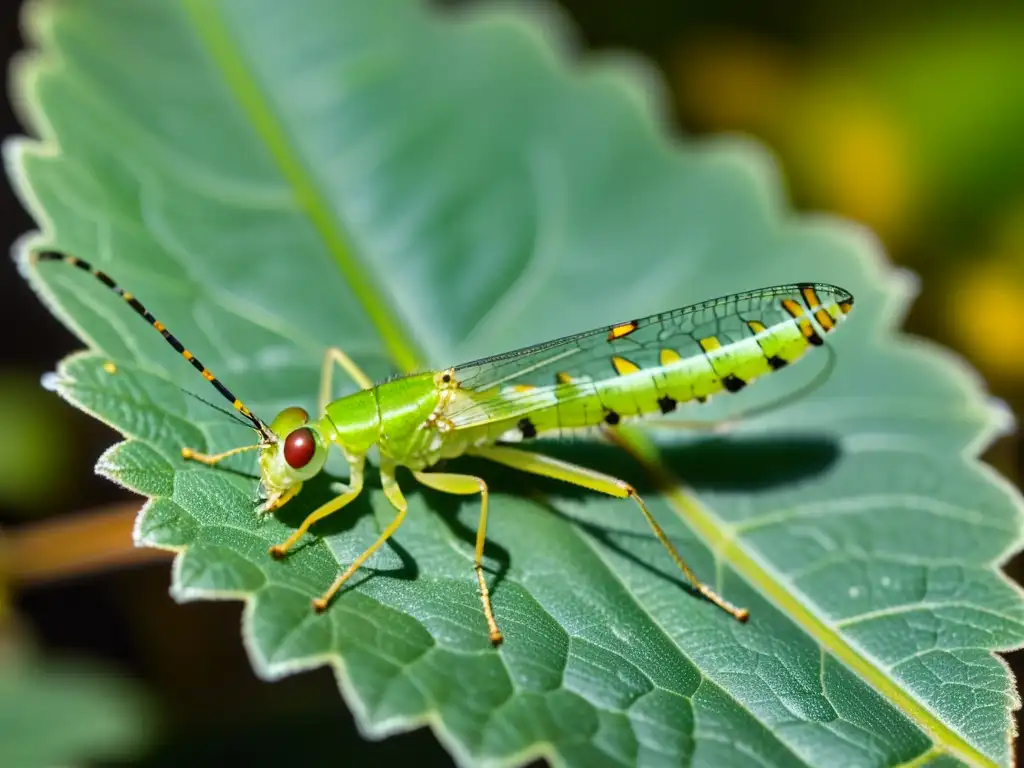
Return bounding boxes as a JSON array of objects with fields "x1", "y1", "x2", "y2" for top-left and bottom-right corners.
[
  {"x1": 722, "y1": 374, "x2": 747, "y2": 393},
  {"x1": 657, "y1": 396, "x2": 677, "y2": 414},
  {"x1": 517, "y1": 418, "x2": 537, "y2": 439}
]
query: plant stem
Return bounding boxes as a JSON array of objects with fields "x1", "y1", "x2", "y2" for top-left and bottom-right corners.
[{"x1": 0, "y1": 503, "x2": 172, "y2": 587}]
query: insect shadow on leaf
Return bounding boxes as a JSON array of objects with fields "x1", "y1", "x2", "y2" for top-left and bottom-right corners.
[
  {"x1": 413, "y1": 432, "x2": 840, "y2": 598},
  {"x1": 270, "y1": 468, "x2": 419, "y2": 589}
]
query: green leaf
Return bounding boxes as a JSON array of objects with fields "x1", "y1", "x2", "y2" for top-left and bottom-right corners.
[
  {"x1": 0, "y1": 652, "x2": 152, "y2": 767},
  {"x1": 8, "y1": 0, "x2": 1024, "y2": 765}
]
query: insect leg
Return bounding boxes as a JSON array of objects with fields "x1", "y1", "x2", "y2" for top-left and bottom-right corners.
[
  {"x1": 180, "y1": 442, "x2": 261, "y2": 465},
  {"x1": 269, "y1": 456, "x2": 365, "y2": 559},
  {"x1": 411, "y1": 470, "x2": 502, "y2": 646},
  {"x1": 319, "y1": 347, "x2": 374, "y2": 412},
  {"x1": 257, "y1": 483, "x2": 302, "y2": 516},
  {"x1": 312, "y1": 461, "x2": 408, "y2": 613},
  {"x1": 472, "y1": 445, "x2": 748, "y2": 622}
]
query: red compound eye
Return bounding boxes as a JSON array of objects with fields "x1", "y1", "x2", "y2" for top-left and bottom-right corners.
[{"x1": 283, "y1": 427, "x2": 316, "y2": 469}]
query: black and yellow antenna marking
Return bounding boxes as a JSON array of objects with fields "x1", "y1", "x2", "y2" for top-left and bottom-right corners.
[{"x1": 32, "y1": 250, "x2": 275, "y2": 442}]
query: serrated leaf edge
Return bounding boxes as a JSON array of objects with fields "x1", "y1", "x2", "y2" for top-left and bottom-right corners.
[{"x1": 9, "y1": 0, "x2": 1024, "y2": 765}]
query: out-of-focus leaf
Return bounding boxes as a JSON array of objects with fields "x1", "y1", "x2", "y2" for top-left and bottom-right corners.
[
  {"x1": 0, "y1": 371, "x2": 76, "y2": 512},
  {"x1": 8, "y1": 1, "x2": 1024, "y2": 765},
  {"x1": 0, "y1": 654, "x2": 151, "y2": 767}
]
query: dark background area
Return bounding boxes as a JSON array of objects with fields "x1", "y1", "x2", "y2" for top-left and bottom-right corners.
[{"x1": 2, "y1": 1, "x2": 1022, "y2": 765}]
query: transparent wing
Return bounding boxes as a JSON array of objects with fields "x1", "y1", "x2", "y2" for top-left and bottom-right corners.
[{"x1": 447, "y1": 283, "x2": 852, "y2": 429}]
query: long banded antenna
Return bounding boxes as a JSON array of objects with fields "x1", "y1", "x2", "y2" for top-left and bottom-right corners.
[{"x1": 32, "y1": 250, "x2": 276, "y2": 443}]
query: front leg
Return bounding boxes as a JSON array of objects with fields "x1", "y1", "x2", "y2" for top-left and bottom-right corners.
[
  {"x1": 413, "y1": 469, "x2": 502, "y2": 645},
  {"x1": 473, "y1": 444, "x2": 748, "y2": 623},
  {"x1": 268, "y1": 455, "x2": 366, "y2": 558},
  {"x1": 312, "y1": 459, "x2": 410, "y2": 613}
]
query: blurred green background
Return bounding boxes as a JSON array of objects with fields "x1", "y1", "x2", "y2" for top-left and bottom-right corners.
[{"x1": 1, "y1": 0, "x2": 1021, "y2": 764}]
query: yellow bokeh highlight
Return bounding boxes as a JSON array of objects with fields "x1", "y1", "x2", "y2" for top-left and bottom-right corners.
[
  {"x1": 947, "y1": 258, "x2": 1024, "y2": 382},
  {"x1": 671, "y1": 34, "x2": 793, "y2": 129},
  {"x1": 800, "y1": 97, "x2": 913, "y2": 239},
  {"x1": 672, "y1": 34, "x2": 916, "y2": 242}
]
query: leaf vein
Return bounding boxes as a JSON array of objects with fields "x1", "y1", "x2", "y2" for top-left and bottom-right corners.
[
  {"x1": 179, "y1": 0, "x2": 422, "y2": 372},
  {"x1": 834, "y1": 601, "x2": 1024, "y2": 632}
]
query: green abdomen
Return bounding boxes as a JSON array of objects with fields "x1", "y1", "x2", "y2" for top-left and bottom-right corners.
[{"x1": 445, "y1": 283, "x2": 853, "y2": 445}]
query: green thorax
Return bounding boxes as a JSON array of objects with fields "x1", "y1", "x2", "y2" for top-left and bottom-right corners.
[
  {"x1": 323, "y1": 373, "x2": 441, "y2": 461},
  {"x1": 374, "y1": 373, "x2": 441, "y2": 461},
  {"x1": 323, "y1": 389, "x2": 380, "y2": 454}
]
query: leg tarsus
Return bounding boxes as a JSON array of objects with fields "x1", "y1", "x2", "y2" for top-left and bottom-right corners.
[
  {"x1": 414, "y1": 469, "x2": 503, "y2": 645},
  {"x1": 622, "y1": 484, "x2": 748, "y2": 621},
  {"x1": 474, "y1": 564, "x2": 503, "y2": 645},
  {"x1": 312, "y1": 465, "x2": 408, "y2": 613},
  {"x1": 472, "y1": 444, "x2": 748, "y2": 623}
]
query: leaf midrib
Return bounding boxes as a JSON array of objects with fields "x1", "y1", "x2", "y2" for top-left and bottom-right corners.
[
  {"x1": 644, "y1": 457, "x2": 996, "y2": 768},
  {"x1": 179, "y1": 0, "x2": 422, "y2": 374},
  {"x1": 175, "y1": 3, "x2": 995, "y2": 766}
]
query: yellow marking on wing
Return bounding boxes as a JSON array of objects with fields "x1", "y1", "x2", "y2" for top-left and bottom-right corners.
[
  {"x1": 815, "y1": 308, "x2": 836, "y2": 332},
  {"x1": 698, "y1": 336, "x2": 722, "y2": 353},
  {"x1": 611, "y1": 355, "x2": 641, "y2": 376},
  {"x1": 659, "y1": 348, "x2": 682, "y2": 366},
  {"x1": 801, "y1": 285, "x2": 821, "y2": 309},
  {"x1": 607, "y1": 320, "x2": 639, "y2": 341},
  {"x1": 778, "y1": 296, "x2": 802, "y2": 315},
  {"x1": 839, "y1": 300, "x2": 854, "y2": 314},
  {"x1": 782, "y1": 298, "x2": 804, "y2": 317},
  {"x1": 555, "y1": 371, "x2": 573, "y2": 385},
  {"x1": 798, "y1": 319, "x2": 823, "y2": 345},
  {"x1": 746, "y1": 320, "x2": 767, "y2": 334}
]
